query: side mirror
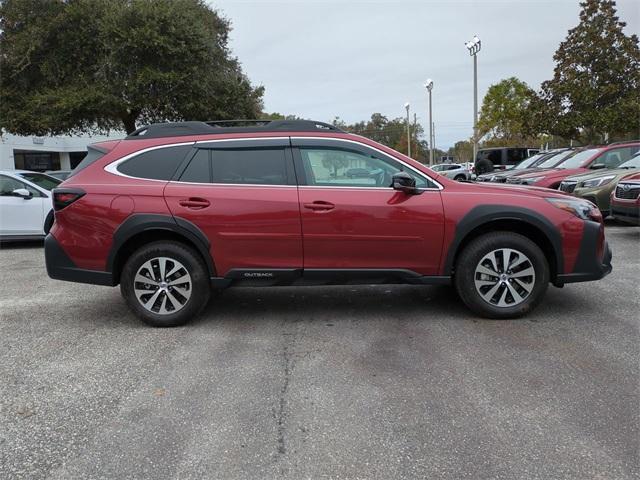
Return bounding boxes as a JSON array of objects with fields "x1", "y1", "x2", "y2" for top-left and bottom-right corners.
[
  {"x1": 591, "y1": 163, "x2": 606, "y2": 170},
  {"x1": 392, "y1": 171, "x2": 420, "y2": 195},
  {"x1": 13, "y1": 188, "x2": 32, "y2": 199}
]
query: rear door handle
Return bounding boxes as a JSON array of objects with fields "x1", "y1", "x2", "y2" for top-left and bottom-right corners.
[
  {"x1": 303, "y1": 201, "x2": 335, "y2": 211},
  {"x1": 178, "y1": 197, "x2": 210, "y2": 209}
]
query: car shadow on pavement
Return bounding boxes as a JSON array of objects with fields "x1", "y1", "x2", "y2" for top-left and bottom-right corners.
[
  {"x1": 0, "y1": 240, "x2": 44, "y2": 250},
  {"x1": 191, "y1": 284, "x2": 480, "y2": 327}
]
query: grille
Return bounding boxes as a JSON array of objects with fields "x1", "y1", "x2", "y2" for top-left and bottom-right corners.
[
  {"x1": 615, "y1": 183, "x2": 640, "y2": 200},
  {"x1": 559, "y1": 181, "x2": 577, "y2": 193}
]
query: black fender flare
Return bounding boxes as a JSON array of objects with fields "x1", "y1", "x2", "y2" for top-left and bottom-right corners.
[
  {"x1": 106, "y1": 214, "x2": 215, "y2": 277},
  {"x1": 443, "y1": 205, "x2": 564, "y2": 276}
]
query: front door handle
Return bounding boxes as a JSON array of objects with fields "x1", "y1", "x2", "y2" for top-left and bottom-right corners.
[
  {"x1": 179, "y1": 197, "x2": 210, "y2": 209},
  {"x1": 303, "y1": 201, "x2": 335, "y2": 211}
]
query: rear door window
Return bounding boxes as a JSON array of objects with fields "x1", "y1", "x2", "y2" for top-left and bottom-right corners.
[
  {"x1": 210, "y1": 148, "x2": 288, "y2": 185},
  {"x1": 179, "y1": 150, "x2": 211, "y2": 183}
]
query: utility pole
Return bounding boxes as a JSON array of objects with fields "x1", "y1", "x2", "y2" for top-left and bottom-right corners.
[
  {"x1": 413, "y1": 113, "x2": 418, "y2": 160},
  {"x1": 465, "y1": 35, "x2": 481, "y2": 163},
  {"x1": 404, "y1": 102, "x2": 411, "y2": 158},
  {"x1": 424, "y1": 79, "x2": 434, "y2": 165},
  {"x1": 432, "y1": 122, "x2": 436, "y2": 160}
]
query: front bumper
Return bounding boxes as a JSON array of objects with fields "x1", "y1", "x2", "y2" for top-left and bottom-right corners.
[
  {"x1": 45, "y1": 234, "x2": 116, "y2": 286},
  {"x1": 573, "y1": 186, "x2": 613, "y2": 214},
  {"x1": 555, "y1": 221, "x2": 612, "y2": 285},
  {"x1": 611, "y1": 204, "x2": 640, "y2": 225}
]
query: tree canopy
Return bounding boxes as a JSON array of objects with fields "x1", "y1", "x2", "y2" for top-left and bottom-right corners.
[
  {"x1": 535, "y1": 0, "x2": 639, "y2": 143},
  {"x1": 477, "y1": 77, "x2": 538, "y2": 146},
  {"x1": 0, "y1": 0, "x2": 264, "y2": 134},
  {"x1": 333, "y1": 113, "x2": 429, "y2": 162}
]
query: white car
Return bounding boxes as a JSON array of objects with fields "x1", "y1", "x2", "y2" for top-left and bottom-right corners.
[
  {"x1": 0, "y1": 170, "x2": 61, "y2": 240},
  {"x1": 429, "y1": 163, "x2": 472, "y2": 181}
]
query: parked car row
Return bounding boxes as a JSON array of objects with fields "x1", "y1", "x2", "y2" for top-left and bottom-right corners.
[{"x1": 473, "y1": 141, "x2": 640, "y2": 223}]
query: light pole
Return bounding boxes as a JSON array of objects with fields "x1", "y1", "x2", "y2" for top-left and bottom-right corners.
[
  {"x1": 465, "y1": 35, "x2": 481, "y2": 163},
  {"x1": 404, "y1": 102, "x2": 411, "y2": 158},
  {"x1": 424, "y1": 79, "x2": 434, "y2": 165}
]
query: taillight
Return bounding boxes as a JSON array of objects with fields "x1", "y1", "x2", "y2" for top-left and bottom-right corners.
[{"x1": 53, "y1": 188, "x2": 85, "y2": 211}]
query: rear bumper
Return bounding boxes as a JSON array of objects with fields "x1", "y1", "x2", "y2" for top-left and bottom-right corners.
[
  {"x1": 45, "y1": 234, "x2": 116, "y2": 286},
  {"x1": 555, "y1": 221, "x2": 612, "y2": 285},
  {"x1": 611, "y1": 204, "x2": 640, "y2": 225}
]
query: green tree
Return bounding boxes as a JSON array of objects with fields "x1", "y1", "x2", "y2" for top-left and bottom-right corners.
[
  {"x1": 449, "y1": 140, "x2": 474, "y2": 162},
  {"x1": 321, "y1": 151, "x2": 349, "y2": 177},
  {"x1": 477, "y1": 77, "x2": 538, "y2": 145},
  {"x1": 536, "y1": 0, "x2": 640, "y2": 143},
  {"x1": 0, "y1": 0, "x2": 264, "y2": 135},
  {"x1": 334, "y1": 113, "x2": 429, "y2": 162}
]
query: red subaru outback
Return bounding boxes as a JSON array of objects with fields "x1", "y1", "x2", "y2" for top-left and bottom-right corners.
[{"x1": 46, "y1": 120, "x2": 612, "y2": 327}]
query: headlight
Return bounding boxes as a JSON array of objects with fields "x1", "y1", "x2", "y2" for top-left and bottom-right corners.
[
  {"x1": 521, "y1": 176, "x2": 544, "y2": 185},
  {"x1": 580, "y1": 175, "x2": 615, "y2": 188},
  {"x1": 546, "y1": 197, "x2": 602, "y2": 222}
]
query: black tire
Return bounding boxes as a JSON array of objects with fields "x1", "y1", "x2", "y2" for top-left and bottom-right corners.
[
  {"x1": 454, "y1": 232, "x2": 549, "y2": 319},
  {"x1": 454, "y1": 175, "x2": 466, "y2": 181},
  {"x1": 44, "y1": 210, "x2": 54, "y2": 234},
  {"x1": 120, "y1": 241, "x2": 210, "y2": 327}
]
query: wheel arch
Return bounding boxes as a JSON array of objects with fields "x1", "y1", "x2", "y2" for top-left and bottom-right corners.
[
  {"x1": 107, "y1": 214, "x2": 215, "y2": 285},
  {"x1": 444, "y1": 206, "x2": 563, "y2": 281}
]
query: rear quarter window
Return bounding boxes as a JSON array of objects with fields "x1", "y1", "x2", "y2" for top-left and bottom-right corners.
[{"x1": 117, "y1": 145, "x2": 192, "y2": 180}]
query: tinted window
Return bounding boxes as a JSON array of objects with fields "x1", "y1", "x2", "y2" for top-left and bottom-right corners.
[
  {"x1": 210, "y1": 148, "x2": 287, "y2": 185},
  {"x1": 506, "y1": 148, "x2": 525, "y2": 165},
  {"x1": 118, "y1": 145, "x2": 191, "y2": 180},
  {"x1": 68, "y1": 146, "x2": 107, "y2": 178},
  {"x1": 180, "y1": 150, "x2": 210, "y2": 183},
  {"x1": 17, "y1": 172, "x2": 61, "y2": 191},
  {"x1": 479, "y1": 150, "x2": 502, "y2": 163},
  {"x1": 300, "y1": 147, "x2": 432, "y2": 188}
]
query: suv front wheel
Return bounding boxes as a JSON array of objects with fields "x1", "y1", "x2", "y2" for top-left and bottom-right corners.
[
  {"x1": 454, "y1": 232, "x2": 549, "y2": 319},
  {"x1": 120, "y1": 241, "x2": 211, "y2": 327}
]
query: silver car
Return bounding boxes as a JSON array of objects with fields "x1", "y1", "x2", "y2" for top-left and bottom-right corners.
[{"x1": 429, "y1": 163, "x2": 472, "y2": 181}]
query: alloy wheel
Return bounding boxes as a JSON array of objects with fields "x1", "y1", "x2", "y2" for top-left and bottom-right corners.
[
  {"x1": 133, "y1": 257, "x2": 192, "y2": 315},
  {"x1": 473, "y1": 248, "x2": 535, "y2": 308}
]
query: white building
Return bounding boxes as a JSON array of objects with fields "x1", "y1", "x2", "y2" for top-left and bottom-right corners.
[{"x1": 0, "y1": 131, "x2": 123, "y2": 171}]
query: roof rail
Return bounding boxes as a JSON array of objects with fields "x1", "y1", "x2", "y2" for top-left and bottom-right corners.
[{"x1": 125, "y1": 119, "x2": 343, "y2": 139}]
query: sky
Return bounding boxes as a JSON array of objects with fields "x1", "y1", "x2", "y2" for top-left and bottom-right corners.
[{"x1": 209, "y1": 0, "x2": 639, "y2": 149}]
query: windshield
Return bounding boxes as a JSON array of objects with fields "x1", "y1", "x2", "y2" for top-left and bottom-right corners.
[
  {"x1": 557, "y1": 148, "x2": 602, "y2": 169},
  {"x1": 619, "y1": 154, "x2": 640, "y2": 169},
  {"x1": 513, "y1": 154, "x2": 544, "y2": 169},
  {"x1": 538, "y1": 150, "x2": 574, "y2": 168},
  {"x1": 17, "y1": 172, "x2": 62, "y2": 191}
]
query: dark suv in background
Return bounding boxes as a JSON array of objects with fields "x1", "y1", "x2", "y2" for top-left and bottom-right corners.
[{"x1": 475, "y1": 147, "x2": 539, "y2": 174}]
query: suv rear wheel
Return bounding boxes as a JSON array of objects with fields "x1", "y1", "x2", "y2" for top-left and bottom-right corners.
[
  {"x1": 454, "y1": 232, "x2": 549, "y2": 319},
  {"x1": 120, "y1": 241, "x2": 210, "y2": 327}
]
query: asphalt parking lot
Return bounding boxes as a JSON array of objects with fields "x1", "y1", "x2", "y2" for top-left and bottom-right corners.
[{"x1": 0, "y1": 223, "x2": 638, "y2": 480}]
